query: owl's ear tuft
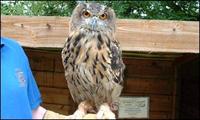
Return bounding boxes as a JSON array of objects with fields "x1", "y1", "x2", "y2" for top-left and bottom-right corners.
[
  {"x1": 75, "y1": 1, "x2": 87, "y2": 10},
  {"x1": 76, "y1": 1, "x2": 87, "y2": 6}
]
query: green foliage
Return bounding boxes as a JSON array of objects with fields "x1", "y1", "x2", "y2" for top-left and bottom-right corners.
[
  {"x1": 1, "y1": 1, "x2": 199, "y2": 21},
  {"x1": 1, "y1": 1, "x2": 77, "y2": 16}
]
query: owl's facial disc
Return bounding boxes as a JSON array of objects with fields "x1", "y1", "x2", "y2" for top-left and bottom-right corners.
[
  {"x1": 70, "y1": 3, "x2": 116, "y2": 33},
  {"x1": 90, "y1": 16, "x2": 98, "y2": 30},
  {"x1": 83, "y1": 15, "x2": 107, "y2": 31},
  {"x1": 80, "y1": 8, "x2": 108, "y2": 31}
]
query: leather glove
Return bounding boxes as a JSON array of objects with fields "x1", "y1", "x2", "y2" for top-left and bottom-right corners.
[
  {"x1": 43, "y1": 101, "x2": 91, "y2": 119},
  {"x1": 43, "y1": 110, "x2": 70, "y2": 119},
  {"x1": 43, "y1": 109, "x2": 87, "y2": 119}
]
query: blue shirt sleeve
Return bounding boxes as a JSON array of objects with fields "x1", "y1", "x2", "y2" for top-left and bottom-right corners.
[
  {"x1": 21, "y1": 47, "x2": 42, "y2": 110},
  {"x1": 13, "y1": 39, "x2": 43, "y2": 110},
  {"x1": 26, "y1": 60, "x2": 42, "y2": 110},
  {"x1": 1, "y1": 37, "x2": 43, "y2": 118}
]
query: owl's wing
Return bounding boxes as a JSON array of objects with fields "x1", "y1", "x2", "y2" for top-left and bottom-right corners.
[
  {"x1": 110, "y1": 40, "x2": 125, "y2": 86},
  {"x1": 107, "y1": 40, "x2": 125, "y2": 110}
]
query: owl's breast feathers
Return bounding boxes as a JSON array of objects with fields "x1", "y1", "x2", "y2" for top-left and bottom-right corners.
[{"x1": 61, "y1": 29, "x2": 125, "y2": 106}]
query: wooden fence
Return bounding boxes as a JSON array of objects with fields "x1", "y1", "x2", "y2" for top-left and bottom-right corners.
[
  {"x1": 1, "y1": 15, "x2": 199, "y2": 53},
  {"x1": 1, "y1": 16, "x2": 199, "y2": 119}
]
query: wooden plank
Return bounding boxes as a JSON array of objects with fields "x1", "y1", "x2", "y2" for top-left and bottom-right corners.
[
  {"x1": 29, "y1": 55, "x2": 54, "y2": 72},
  {"x1": 116, "y1": 19, "x2": 199, "y2": 53},
  {"x1": 25, "y1": 49, "x2": 55, "y2": 71},
  {"x1": 174, "y1": 54, "x2": 199, "y2": 66},
  {"x1": 1, "y1": 16, "x2": 199, "y2": 53},
  {"x1": 55, "y1": 55, "x2": 65, "y2": 73},
  {"x1": 39, "y1": 87, "x2": 73, "y2": 105},
  {"x1": 150, "y1": 112, "x2": 171, "y2": 119},
  {"x1": 53, "y1": 72, "x2": 68, "y2": 88},
  {"x1": 149, "y1": 95, "x2": 172, "y2": 112},
  {"x1": 1, "y1": 16, "x2": 69, "y2": 48},
  {"x1": 33, "y1": 71, "x2": 54, "y2": 87},
  {"x1": 123, "y1": 52, "x2": 183, "y2": 60},
  {"x1": 123, "y1": 78, "x2": 173, "y2": 95},
  {"x1": 123, "y1": 58, "x2": 174, "y2": 80},
  {"x1": 25, "y1": 49, "x2": 65, "y2": 72},
  {"x1": 33, "y1": 71, "x2": 67, "y2": 88}
]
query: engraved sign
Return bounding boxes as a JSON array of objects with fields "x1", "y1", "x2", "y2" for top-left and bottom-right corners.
[{"x1": 118, "y1": 96, "x2": 149, "y2": 118}]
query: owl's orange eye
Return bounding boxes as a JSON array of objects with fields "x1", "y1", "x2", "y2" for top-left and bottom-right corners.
[
  {"x1": 82, "y1": 11, "x2": 91, "y2": 18},
  {"x1": 99, "y1": 13, "x2": 107, "y2": 20}
]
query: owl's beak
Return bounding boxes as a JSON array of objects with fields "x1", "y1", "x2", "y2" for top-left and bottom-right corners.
[{"x1": 90, "y1": 16, "x2": 98, "y2": 30}]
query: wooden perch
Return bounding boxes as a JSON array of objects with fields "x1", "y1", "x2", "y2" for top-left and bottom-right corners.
[{"x1": 1, "y1": 15, "x2": 199, "y2": 53}]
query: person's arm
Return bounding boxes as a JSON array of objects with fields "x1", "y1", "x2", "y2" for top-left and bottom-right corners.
[
  {"x1": 32, "y1": 101, "x2": 102, "y2": 119},
  {"x1": 32, "y1": 105, "x2": 72, "y2": 119},
  {"x1": 41, "y1": 101, "x2": 91, "y2": 119},
  {"x1": 32, "y1": 106, "x2": 47, "y2": 119},
  {"x1": 31, "y1": 101, "x2": 89, "y2": 119},
  {"x1": 31, "y1": 106, "x2": 86, "y2": 119},
  {"x1": 32, "y1": 105, "x2": 75, "y2": 119}
]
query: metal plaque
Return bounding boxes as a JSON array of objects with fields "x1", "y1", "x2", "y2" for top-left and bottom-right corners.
[{"x1": 118, "y1": 96, "x2": 149, "y2": 119}]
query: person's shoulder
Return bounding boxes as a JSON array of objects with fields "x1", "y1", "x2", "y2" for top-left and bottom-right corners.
[
  {"x1": 1, "y1": 37, "x2": 26, "y2": 57},
  {"x1": 1, "y1": 37, "x2": 22, "y2": 48}
]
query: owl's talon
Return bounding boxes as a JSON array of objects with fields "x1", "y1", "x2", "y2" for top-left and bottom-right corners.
[
  {"x1": 96, "y1": 103, "x2": 116, "y2": 119},
  {"x1": 78, "y1": 100, "x2": 95, "y2": 113},
  {"x1": 96, "y1": 110, "x2": 104, "y2": 119},
  {"x1": 88, "y1": 109, "x2": 97, "y2": 114}
]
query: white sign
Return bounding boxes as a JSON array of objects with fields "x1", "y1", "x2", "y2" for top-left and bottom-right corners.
[{"x1": 118, "y1": 96, "x2": 149, "y2": 119}]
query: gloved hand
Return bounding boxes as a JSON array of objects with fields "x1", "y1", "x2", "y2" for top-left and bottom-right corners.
[
  {"x1": 83, "y1": 103, "x2": 116, "y2": 119},
  {"x1": 43, "y1": 101, "x2": 94, "y2": 119},
  {"x1": 43, "y1": 101, "x2": 116, "y2": 119},
  {"x1": 43, "y1": 110, "x2": 69, "y2": 119}
]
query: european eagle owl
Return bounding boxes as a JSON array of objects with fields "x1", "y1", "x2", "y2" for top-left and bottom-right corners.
[{"x1": 61, "y1": 2, "x2": 125, "y2": 116}]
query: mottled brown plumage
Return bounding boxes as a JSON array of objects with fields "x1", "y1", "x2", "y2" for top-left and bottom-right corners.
[{"x1": 61, "y1": 2, "x2": 125, "y2": 112}]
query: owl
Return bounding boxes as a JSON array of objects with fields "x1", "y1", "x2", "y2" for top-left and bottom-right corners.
[{"x1": 61, "y1": 2, "x2": 125, "y2": 118}]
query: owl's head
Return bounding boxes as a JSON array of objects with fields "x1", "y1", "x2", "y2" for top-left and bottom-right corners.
[{"x1": 69, "y1": 2, "x2": 116, "y2": 33}]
